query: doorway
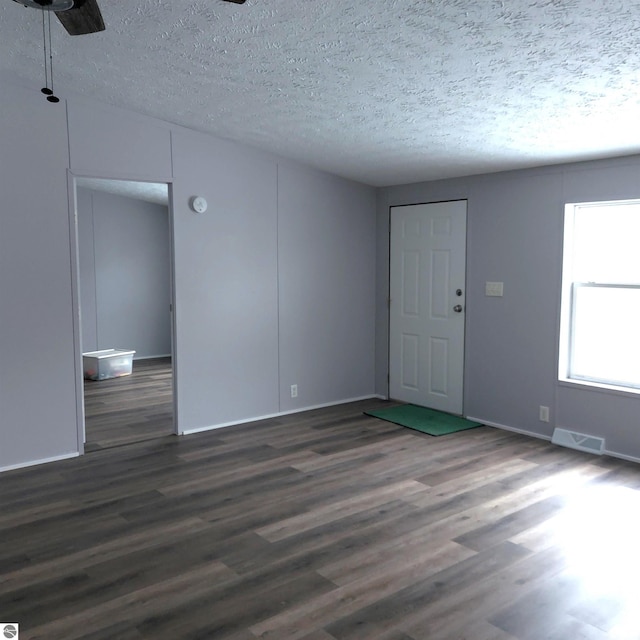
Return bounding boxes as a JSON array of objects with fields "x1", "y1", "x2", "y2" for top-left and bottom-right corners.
[
  {"x1": 388, "y1": 200, "x2": 467, "y2": 414},
  {"x1": 73, "y1": 177, "x2": 176, "y2": 451}
]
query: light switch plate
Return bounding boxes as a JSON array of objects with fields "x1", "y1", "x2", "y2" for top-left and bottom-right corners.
[{"x1": 485, "y1": 281, "x2": 504, "y2": 297}]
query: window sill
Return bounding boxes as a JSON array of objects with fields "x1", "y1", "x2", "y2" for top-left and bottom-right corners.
[{"x1": 558, "y1": 377, "x2": 640, "y2": 398}]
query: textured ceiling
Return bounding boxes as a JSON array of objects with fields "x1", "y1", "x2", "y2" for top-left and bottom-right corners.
[{"x1": 2, "y1": 0, "x2": 640, "y2": 186}]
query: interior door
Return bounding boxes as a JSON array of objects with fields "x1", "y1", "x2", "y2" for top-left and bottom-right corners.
[{"x1": 389, "y1": 201, "x2": 467, "y2": 414}]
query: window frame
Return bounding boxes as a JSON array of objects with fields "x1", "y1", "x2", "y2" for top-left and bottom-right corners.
[{"x1": 559, "y1": 200, "x2": 640, "y2": 395}]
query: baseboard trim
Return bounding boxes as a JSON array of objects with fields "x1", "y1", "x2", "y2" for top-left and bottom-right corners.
[
  {"x1": 466, "y1": 415, "x2": 640, "y2": 464},
  {"x1": 601, "y1": 449, "x2": 640, "y2": 464},
  {"x1": 278, "y1": 395, "x2": 381, "y2": 418},
  {"x1": 1, "y1": 451, "x2": 79, "y2": 473},
  {"x1": 465, "y1": 416, "x2": 553, "y2": 442},
  {"x1": 180, "y1": 394, "x2": 380, "y2": 436}
]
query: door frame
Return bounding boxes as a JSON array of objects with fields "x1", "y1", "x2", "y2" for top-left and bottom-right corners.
[
  {"x1": 67, "y1": 171, "x2": 179, "y2": 454},
  {"x1": 387, "y1": 199, "x2": 469, "y2": 413}
]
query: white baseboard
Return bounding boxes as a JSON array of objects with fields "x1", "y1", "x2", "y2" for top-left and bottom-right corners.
[
  {"x1": 1, "y1": 451, "x2": 79, "y2": 473},
  {"x1": 465, "y1": 415, "x2": 553, "y2": 442},
  {"x1": 277, "y1": 394, "x2": 381, "y2": 417},
  {"x1": 601, "y1": 449, "x2": 640, "y2": 464},
  {"x1": 180, "y1": 394, "x2": 380, "y2": 436},
  {"x1": 466, "y1": 415, "x2": 640, "y2": 464}
]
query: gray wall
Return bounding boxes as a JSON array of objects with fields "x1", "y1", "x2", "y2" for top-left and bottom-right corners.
[
  {"x1": 6, "y1": 68, "x2": 640, "y2": 470},
  {"x1": 77, "y1": 188, "x2": 171, "y2": 359},
  {"x1": 0, "y1": 75, "x2": 376, "y2": 470},
  {"x1": 377, "y1": 156, "x2": 640, "y2": 461},
  {"x1": 171, "y1": 128, "x2": 280, "y2": 429},
  {"x1": 0, "y1": 82, "x2": 78, "y2": 469},
  {"x1": 278, "y1": 164, "x2": 376, "y2": 412}
]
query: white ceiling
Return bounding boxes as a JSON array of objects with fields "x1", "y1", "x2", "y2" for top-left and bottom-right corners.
[{"x1": 2, "y1": 0, "x2": 640, "y2": 187}]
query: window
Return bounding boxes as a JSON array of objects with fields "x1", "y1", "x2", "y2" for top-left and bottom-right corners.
[{"x1": 559, "y1": 200, "x2": 640, "y2": 393}]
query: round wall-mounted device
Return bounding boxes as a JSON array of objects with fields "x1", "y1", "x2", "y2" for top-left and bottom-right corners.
[{"x1": 189, "y1": 196, "x2": 208, "y2": 214}]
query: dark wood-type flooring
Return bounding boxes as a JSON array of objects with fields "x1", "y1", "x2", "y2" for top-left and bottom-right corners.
[
  {"x1": 84, "y1": 357, "x2": 173, "y2": 451},
  {"x1": 2, "y1": 399, "x2": 640, "y2": 639}
]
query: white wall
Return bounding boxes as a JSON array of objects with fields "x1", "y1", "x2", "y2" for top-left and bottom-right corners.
[
  {"x1": 377, "y1": 156, "x2": 640, "y2": 461},
  {"x1": 0, "y1": 75, "x2": 377, "y2": 470},
  {"x1": 77, "y1": 188, "x2": 171, "y2": 359}
]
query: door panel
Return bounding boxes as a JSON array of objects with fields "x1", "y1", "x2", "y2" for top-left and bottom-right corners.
[
  {"x1": 389, "y1": 201, "x2": 467, "y2": 414},
  {"x1": 402, "y1": 251, "x2": 420, "y2": 315},
  {"x1": 401, "y1": 333, "x2": 419, "y2": 389}
]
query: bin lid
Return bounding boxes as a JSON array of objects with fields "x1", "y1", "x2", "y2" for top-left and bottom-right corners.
[{"x1": 82, "y1": 349, "x2": 136, "y2": 358}]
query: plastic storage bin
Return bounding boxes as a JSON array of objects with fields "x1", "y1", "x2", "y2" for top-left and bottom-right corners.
[{"x1": 83, "y1": 349, "x2": 136, "y2": 381}]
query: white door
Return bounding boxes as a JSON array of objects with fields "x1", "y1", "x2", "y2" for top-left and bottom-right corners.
[{"x1": 389, "y1": 201, "x2": 467, "y2": 414}]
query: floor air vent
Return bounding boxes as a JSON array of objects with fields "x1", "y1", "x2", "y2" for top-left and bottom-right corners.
[{"x1": 551, "y1": 428, "x2": 605, "y2": 455}]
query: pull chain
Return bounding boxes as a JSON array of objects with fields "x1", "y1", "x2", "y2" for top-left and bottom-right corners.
[
  {"x1": 40, "y1": 8, "x2": 59, "y2": 103},
  {"x1": 41, "y1": 8, "x2": 50, "y2": 93}
]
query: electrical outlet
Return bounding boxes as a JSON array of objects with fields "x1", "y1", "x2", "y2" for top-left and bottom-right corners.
[
  {"x1": 539, "y1": 405, "x2": 550, "y2": 422},
  {"x1": 290, "y1": 384, "x2": 298, "y2": 398}
]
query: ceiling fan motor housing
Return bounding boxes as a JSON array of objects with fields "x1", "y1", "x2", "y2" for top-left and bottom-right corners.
[{"x1": 13, "y1": 0, "x2": 75, "y2": 10}]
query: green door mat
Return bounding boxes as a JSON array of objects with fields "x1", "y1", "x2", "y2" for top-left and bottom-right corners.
[{"x1": 364, "y1": 404, "x2": 482, "y2": 436}]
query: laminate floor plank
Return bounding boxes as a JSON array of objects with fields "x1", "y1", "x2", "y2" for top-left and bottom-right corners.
[
  {"x1": 219, "y1": 499, "x2": 418, "y2": 579},
  {"x1": 414, "y1": 439, "x2": 547, "y2": 486},
  {"x1": 25, "y1": 561, "x2": 237, "y2": 640},
  {"x1": 488, "y1": 571, "x2": 590, "y2": 639},
  {"x1": 323, "y1": 541, "x2": 531, "y2": 640},
  {"x1": 134, "y1": 566, "x2": 335, "y2": 640},
  {"x1": 403, "y1": 544, "x2": 570, "y2": 639},
  {"x1": 297, "y1": 631, "x2": 338, "y2": 640},
  {"x1": 1, "y1": 518, "x2": 214, "y2": 592},
  {"x1": 255, "y1": 479, "x2": 425, "y2": 542},
  {"x1": 84, "y1": 357, "x2": 174, "y2": 451},
  {"x1": 251, "y1": 540, "x2": 476, "y2": 640},
  {"x1": 2, "y1": 399, "x2": 639, "y2": 639}
]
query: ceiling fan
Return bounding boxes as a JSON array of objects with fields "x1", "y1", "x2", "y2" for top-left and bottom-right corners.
[
  {"x1": 11, "y1": 0, "x2": 247, "y2": 36},
  {"x1": 12, "y1": 0, "x2": 247, "y2": 103}
]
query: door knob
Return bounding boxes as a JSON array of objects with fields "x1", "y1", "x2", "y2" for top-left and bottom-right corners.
[{"x1": 453, "y1": 305, "x2": 463, "y2": 313}]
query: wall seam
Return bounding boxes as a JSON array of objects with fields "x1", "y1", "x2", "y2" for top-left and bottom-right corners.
[
  {"x1": 90, "y1": 194, "x2": 99, "y2": 348},
  {"x1": 276, "y1": 163, "x2": 281, "y2": 414}
]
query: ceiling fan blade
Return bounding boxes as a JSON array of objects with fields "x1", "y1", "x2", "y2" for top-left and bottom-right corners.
[
  {"x1": 222, "y1": 0, "x2": 246, "y2": 4},
  {"x1": 55, "y1": 0, "x2": 105, "y2": 35}
]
